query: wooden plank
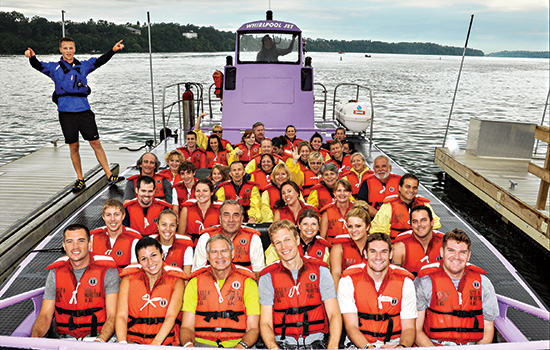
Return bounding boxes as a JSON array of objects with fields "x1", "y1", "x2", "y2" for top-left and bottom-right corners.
[
  {"x1": 534, "y1": 125, "x2": 549, "y2": 143},
  {"x1": 435, "y1": 147, "x2": 549, "y2": 243},
  {"x1": 528, "y1": 162, "x2": 550, "y2": 183},
  {"x1": 535, "y1": 142, "x2": 550, "y2": 211}
]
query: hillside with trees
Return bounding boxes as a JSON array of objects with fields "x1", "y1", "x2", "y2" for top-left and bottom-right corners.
[{"x1": 0, "y1": 11, "x2": 486, "y2": 56}]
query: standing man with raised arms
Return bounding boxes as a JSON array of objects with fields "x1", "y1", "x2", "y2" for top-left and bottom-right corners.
[{"x1": 25, "y1": 38, "x2": 125, "y2": 192}]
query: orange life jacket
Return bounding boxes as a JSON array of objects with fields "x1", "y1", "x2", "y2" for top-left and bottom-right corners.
[
  {"x1": 263, "y1": 184, "x2": 281, "y2": 208},
  {"x1": 191, "y1": 264, "x2": 256, "y2": 343},
  {"x1": 393, "y1": 230, "x2": 443, "y2": 276},
  {"x1": 218, "y1": 180, "x2": 258, "y2": 213},
  {"x1": 127, "y1": 173, "x2": 167, "y2": 200},
  {"x1": 90, "y1": 226, "x2": 142, "y2": 270},
  {"x1": 206, "y1": 150, "x2": 229, "y2": 167},
  {"x1": 309, "y1": 182, "x2": 335, "y2": 209},
  {"x1": 177, "y1": 146, "x2": 207, "y2": 169},
  {"x1": 333, "y1": 234, "x2": 364, "y2": 271},
  {"x1": 363, "y1": 174, "x2": 401, "y2": 210},
  {"x1": 47, "y1": 254, "x2": 117, "y2": 339},
  {"x1": 233, "y1": 143, "x2": 260, "y2": 165},
  {"x1": 260, "y1": 257, "x2": 330, "y2": 340},
  {"x1": 418, "y1": 263, "x2": 486, "y2": 344},
  {"x1": 201, "y1": 226, "x2": 261, "y2": 269},
  {"x1": 342, "y1": 263, "x2": 414, "y2": 343},
  {"x1": 275, "y1": 201, "x2": 319, "y2": 225},
  {"x1": 251, "y1": 168, "x2": 272, "y2": 191},
  {"x1": 124, "y1": 198, "x2": 172, "y2": 236},
  {"x1": 158, "y1": 168, "x2": 182, "y2": 185},
  {"x1": 302, "y1": 169, "x2": 322, "y2": 199},
  {"x1": 320, "y1": 202, "x2": 352, "y2": 244},
  {"x1": 120, "y1": 263, "x2": 187, "y2": 345},
  {"x1": 343, "y1": 168, "x2": 373, "y2": 196},
  {"x1": 172, "y1": 179, "x2": 197, "y2": 208},
  {"x1": 384, "y1": 195, "x2": 430, "y2": 241},
  {"x1": 328, "y1": 154, "x2": 352, "y2": 177},
  {"x1": 299, "y1": 235, "x2": 331, "y2": 261},
  {"x1": 181, "y1": 200, "x2": 222, "y2": 245},
  {"x1": 149, "y1": 233, "x2": 194, "y2": 268}
]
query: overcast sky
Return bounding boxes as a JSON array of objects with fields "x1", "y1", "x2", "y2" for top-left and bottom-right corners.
[{"x1": 2, "y1": 0, "x2": 548, "y2": 53}]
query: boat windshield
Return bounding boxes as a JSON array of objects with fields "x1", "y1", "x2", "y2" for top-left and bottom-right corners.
[{"x1": 238, "y1": 32, "x2": 300, "y2": 64}]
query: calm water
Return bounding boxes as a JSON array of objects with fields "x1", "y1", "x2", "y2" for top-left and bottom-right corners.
[{"x1": 1, "y1": 52, "x2": 549, "y2": 302}]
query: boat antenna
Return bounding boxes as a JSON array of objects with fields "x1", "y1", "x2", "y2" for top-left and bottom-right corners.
[
  {"x1": 442, "y1": 14, "x2": 474, "y2": 148},
  {"x1": 61, "y1": 10, "x2": 66, "y2": 37},
  {"x1": 147, "y1": 11, "x2": 157, "y2": 145}
]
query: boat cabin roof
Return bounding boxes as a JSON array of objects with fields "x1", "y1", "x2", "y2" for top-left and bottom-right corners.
[{"x1": 237, "y1": 19, "x2": 301, "y2": 34}]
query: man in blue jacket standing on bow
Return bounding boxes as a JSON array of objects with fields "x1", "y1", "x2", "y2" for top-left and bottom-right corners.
[{"x1": 25, "y1": 37, "x2": 125, "y2": 192}]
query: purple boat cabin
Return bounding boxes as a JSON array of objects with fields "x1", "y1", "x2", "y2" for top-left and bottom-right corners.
[{"x1": 221, "y1": 11, "x2": 320, "y2": 142}]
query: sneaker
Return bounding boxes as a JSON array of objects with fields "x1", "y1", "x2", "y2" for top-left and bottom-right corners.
[
  {"x1": 72, "y1": 179, "x2": 86, "y2": 193},
  {"x1": 108, "y1": 174, "x2": 125, "y2": 184}
]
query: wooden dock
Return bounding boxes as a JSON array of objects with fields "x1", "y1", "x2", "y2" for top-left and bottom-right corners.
[
  {"x1": 435, "y1": 146, "x2": 550, "y2": 250},
  {"x1": 0, "y1": 142, "x2": 144, "y2": 282}
]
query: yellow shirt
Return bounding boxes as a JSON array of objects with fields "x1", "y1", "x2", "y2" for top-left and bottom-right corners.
[{"x1": 182, "y1": 276, "x2": 260, "y2": 347}]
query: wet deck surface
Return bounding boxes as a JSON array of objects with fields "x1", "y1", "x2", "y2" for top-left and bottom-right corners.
[{"x1": 0, "y1": 138, "x2": 548, "y2": 341}]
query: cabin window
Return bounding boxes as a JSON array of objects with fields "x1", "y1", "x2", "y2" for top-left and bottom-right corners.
[{"x1": 238, "y1": 32, "x2": 300, "y2": 64}]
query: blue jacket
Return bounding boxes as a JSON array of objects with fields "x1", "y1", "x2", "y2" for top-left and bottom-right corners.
[{"x1": 39, "y1": 57, "x2": 98, "y2": 112}]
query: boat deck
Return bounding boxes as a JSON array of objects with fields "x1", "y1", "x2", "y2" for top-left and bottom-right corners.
[
  {"x1": 0, "y1": 138, "x2": 548, "y2": 342},
  {"x1": 434, "y1": 147, "x2": 550, "y2": 250}
]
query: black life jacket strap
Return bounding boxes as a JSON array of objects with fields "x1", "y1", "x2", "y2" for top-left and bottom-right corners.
[
  {"x1": 196, "y1": 310, "x2": 245, "y2": 322},
  {"x1": 273, "y1": 304, "x2": 322, "y2": 340},
  {"x1": 127, "y1": 315, "x2": 166, "y2": 328},
  {"x1": 357, "y1": 311, "x2": 400, "y2": 343},
  {"x1": 127, "y1": 330, "x2": 175, "y2": 339}
]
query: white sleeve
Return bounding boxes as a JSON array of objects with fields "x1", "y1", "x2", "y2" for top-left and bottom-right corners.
[
  {"x1": 192, "y1": 233, "x2": 209, "y2": 272},
  {"x1": 172, "y1": 188, "x2": 179, "y2": 206},
  {"x1": 250, "y1": 234, "x2": 266, "y2": 272},
  {"x1": 400, "y1": 277, "x2": 418, "y2": 320},
  {"x1": 183, "y1": 246, "x2": 194, "y2": 267},
  {"x1": 130, "y1": 239, "x2": 138, "y2": 263},
  {"x1": 337, "y1": 275, "x2": 357, "y2": 314}
]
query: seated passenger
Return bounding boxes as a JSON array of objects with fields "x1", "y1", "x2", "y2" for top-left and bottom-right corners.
[
  {"x1": 253, "y1": 121, "x2": 268, "y2": 145},
  {"x1": 216, "y1": 161, "x2": 262, "y2": 223},
  {"x1": 338, "y1": 233, "x2": 417, "y2": 348},
  {"x1": 286, "y1": 140, "x2": 311, "y2": 172},
  {"x1": 250, "y1": 153, "x2": 276, "y2": 192},
  {"x1": 245, "y1": 139, "x2": 283, "y2": 173},
  {"x1": 205, "y1": 134, "x2": 229, "y2": 167},
  {"x1": 272, "y1": 136, "x2": 293, "y2": 162},
  {"x1": 31, "y1": 224, "x2": 119, "y2": 342},
  {"x1": 283, "y1": 124, "x2": 303, "y2": 151},
  {"x1": 310, "y1": 132, "x2": 331, "y2": 161},
  {"x1": 208, "y1": 164, "x2": 229, "y2": 190},
  {"x1": 260, "y1": 162, "x2": 293, "y2": 222},
  {"x1": 90, "y1": 199, "x2": 142, "y2": 271},
  {"x1": 273, "y1": 180, "x2": 318, "y2": 224},
  {"x1": 150, "y1": 210, "x2": 193, "y2": 275},
  {"x1": 229, "y1": 130, "x2": 260, "y2": 166},
  {"x1": 180, "y1": 234, "x2": 260, "y2": 348},
  {"x1": 342, "y1": 152, "x2": 373, "y2": 197},
  {"x1": 341, "y1": 140, "x2": 355, "y2": 155},
  {"x1": 320, "y1": 179, "x2": 353, "y2": 244},
  {"x1": 370, "y1": 173, "x2": 441, "y2": 242},
  {"x1": 124, "y1": 152, "x2": 172, "y2": 203},
  {"x1": 259, "y1": 220, "x2": 342, "y2": 349},
  {"x1": 158, "y1": 150, "x2": 184, "y2": 185},
  {"x1": 123, "y1": 175, "x2": 172, "y2": 236},
  {"x1": 192, "y1": 200, "x2": 266, "y2": 278},
  {"x1": 415, "y1": 229, "x2": 498, "y2": 346},
  {"x1": 116, "y1": 237, "x2": 186, "y2": 345},
  {"x1": 289, "y1": 151, "x2": 324, "y2": 200},
  {"x1": 171, "y1": 161, "x2": 198, "y2": 214},
  {"x1": 177, "y1": 131, "x2": 206, "y2": 170},
  {"x1": 392, "y1": 205, "x2": 443, "y2": 276},
  {"x1": 194, "y1": 112, "x2": 233, "y2": 152},
  {"x1": 356, "y1": 155, "x2": 401, "y2": 214},
  {"x1": 256, "y1": 34, "x2": 297, "y2": 63},
  {"x1": 307, "y1": 162, "x2": 339, "y2": 209},
  {"x1": 327, "y1": 140, "x2": 352, "y2": 176},
  {"x1": 178, "y1": 179, "x2": 222, "y2": 245},
  {"x1": 330, "y1": 203, "x2": 370, "y2": 290},
  {"x1": 265, "y1": 209, "x2": 331, "y2": 265}
]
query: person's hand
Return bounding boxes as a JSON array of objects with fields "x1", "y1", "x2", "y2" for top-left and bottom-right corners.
[
  {"x1": 292, "y1": 146, "x2": 300, "y2": 163},
  {"x1": 292, "y1": 34, "x2": 298, "y2": 40},
  {"x1": 112, "y1": 40, "x2": 125, "y2": 52},
  {"x1": 24, "y1": 48, "x2": 35, "y2": 58},
  {"x1": 198, "y1": 112, "x2": 209, "y2": 118}
]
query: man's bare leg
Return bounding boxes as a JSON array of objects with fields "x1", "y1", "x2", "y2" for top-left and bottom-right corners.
[
  {"x1": 69, "y1": 141, "x2": 84, "y2": 180},
  {"x1": 89, "y1": 139, "x2": 113, "y2": 178}
]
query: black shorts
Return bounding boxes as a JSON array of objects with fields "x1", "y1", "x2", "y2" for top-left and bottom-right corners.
[{"x1": 58, "y1": 110, "x2": 100, "y2": 144}]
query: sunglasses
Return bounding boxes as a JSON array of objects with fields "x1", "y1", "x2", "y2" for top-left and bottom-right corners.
[{"x1": 212, "y1": 130, "x2": 223, "y2": 134}]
